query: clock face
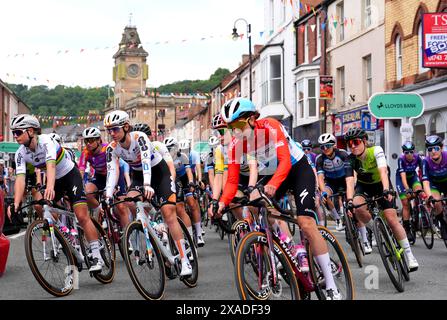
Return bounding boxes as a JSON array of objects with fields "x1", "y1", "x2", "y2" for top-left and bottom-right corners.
[{"x1": 127, "y1": 64, "x2": 140, "y2": 77}]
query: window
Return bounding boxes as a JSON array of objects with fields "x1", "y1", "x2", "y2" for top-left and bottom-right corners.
[
  {"x1": 363, "y1": 55, "x2": 372, "y2": 99},
  {"x1": 395, "y1": 34, "x2": 402, "y2": 80},
  {"x1": 418, "y1": 23, "x2": 429, "y2": 73},
  {"x1": 296, "y1": 77, "x2": 318, "y2": 119},
  {"x1": 297, "y1": 79, "x2": 304, "y2": 119},
  {"x1": 261, "y1": 57, "x2": 268, "y2": 106},
  {"x1": 252, "y1": 70, "x2": 256, "y2": 95},
  {"x1": 304, "y1": 24, "x2": 309, "y2": 63},
  {"x1": 364, "y1": 0, "x2": 372, "y2": 28},
  {"x1": 316, "y1": 16, "x2": 321, "y2": 57},
  {"x1": 337, "y1": 1, "x2": 345, "y2": 42},
  {"x1": 308, "y1": 79, "x2": 317, "y2": 117},
  {"x1": 270, "y1": 55, "x2": 282, "y2": 102},
  {"x1": 337, "y1": 66, "x2": 345, "y2": 106}
]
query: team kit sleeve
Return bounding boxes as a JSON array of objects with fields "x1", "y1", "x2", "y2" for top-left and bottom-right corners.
[
  {"x1": 397, "y1": 157, "x2": 405, "y2": 174},
  {"x1": 78, "y1": 149, "x2": 88, "y2": 172},
  {"x1": 344, "y1": 154, "x2": 355, "y2": 178},
  {"x1": 105, "y1": 143, "x2": 119, "y2": 198},
  {"x1": 41, "y1": 135, "x2": 58, "y2": 163},
  {"x1": 421, "y1": 159, "x2": 430, "y2": 182},
  {"x1": 134, "y1": 132, "x2": 153, "y2": 187},
  {"x1": 15, "y1": 148, "x2": 27, "y2": 176},
  {"x1": 374, "y1": 146, "x2": 387, "y2": 168},
  {"x1": 219, "y1": 139, "x2": 241, "y2": 206},
  {"x1": 315, "y1": 154, "x2": 324, "y2": 176}
]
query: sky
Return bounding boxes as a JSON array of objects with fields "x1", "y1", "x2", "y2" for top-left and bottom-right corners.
[{"x1": 0, "y1": 0, "x2": 265, "y2": 89}]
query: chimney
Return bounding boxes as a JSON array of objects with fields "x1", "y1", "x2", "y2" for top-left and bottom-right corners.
[
  {"x1": 254, "y1": 45, "x2": 263, "y2": 56},
  {"x1": 241, "y1": 54, "x2": 249, "y2": 64}
]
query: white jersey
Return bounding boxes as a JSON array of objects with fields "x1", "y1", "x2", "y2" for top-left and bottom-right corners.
[
  {"x1": 152, "y1": 141, "x2": 173, "y2": 163},
  {"x1": 15, "y1": 134, "x2": 74, "y2": 179},
  {"x1": 105, "y1": 131, "x2": 162, "y2": 197}
]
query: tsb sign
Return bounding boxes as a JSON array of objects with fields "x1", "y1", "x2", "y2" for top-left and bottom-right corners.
[{"x1": 423, "y1": 13, "x2": 447, "y2": 68}]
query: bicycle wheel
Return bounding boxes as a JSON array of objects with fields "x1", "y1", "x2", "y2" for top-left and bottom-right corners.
[
  {"x1": 374, "y1": 218, "x2": 404, "y2": 292},
  {"x1": 24, "y1": 220, "x2": 76, "y2": 297},
  {"x1": 308, "y1": 226, "x2": 355, "y2": 300},
  {"x1": 167, "y1": 217, "x2": 199, "y2": 288},
  {"x1": 343, "y1": 215, "x2": 363, "y2": 268},
  {"x1": 421, "y1": 207, "x2": 434, "y2": 249},
  {"x1": 229, "y1": 220, "x2": 250, "y2": 265},
  {"x1": 122, "y1": 221, "x2": 166, "y2": 300},
  {"x1": 80, "y1": 218, "x2": 116, "y2": 284},
  {"x1": 234, "y1": 231, "x2": 301, "y2": 300}
]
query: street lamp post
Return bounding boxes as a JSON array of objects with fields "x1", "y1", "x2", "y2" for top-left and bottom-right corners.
[{"x1": 232, "y1": 18, "x2": 252, "y2": 101}]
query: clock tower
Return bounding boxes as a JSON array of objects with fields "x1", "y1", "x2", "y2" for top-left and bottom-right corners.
[{"x1": 112, "y1": 24, "x2": 149, "y2": 110}]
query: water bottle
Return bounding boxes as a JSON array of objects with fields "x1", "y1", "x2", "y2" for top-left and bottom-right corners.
[{"x1": 294, "y1": 244, "x2": 309, "y2": 272}]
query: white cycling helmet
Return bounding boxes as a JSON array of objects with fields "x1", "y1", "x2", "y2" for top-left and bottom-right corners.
[
  {"x1": 163, "y1": 137, "x2": 178, "y2": 148},
  {"x1": 10, "y1": 114, "x2": 40, "y2": 130},
  {"x1": 318, "y1": 133, "x2": 336, "y2": 145},
  {"x1": 208, "y1": 136, "x2": 219, "y2": 147},
  {"x1": 178, "y1": 139, "x2": 190, "y2": 150},
  {"x1": 49, "y1": 133, "x2": 61, "y2": 143},
  {"x1": 103, "y1": 110, "x2": 129, "y2": 128},
  {"x1": 212, "y1": 113, "x2": 226, "y2": 129},
  {"x1": 83, "y1": 127, "x2": 101, "y2": 139}
]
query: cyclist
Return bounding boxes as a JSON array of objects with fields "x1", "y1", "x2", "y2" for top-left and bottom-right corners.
[
  {"x1": 395, "y1": 141, "x2": 424, "y2": 242},
  {"x1": 216, "y1": 98, "x2": 343, "y2": 300},
  {"x1": 344, "y1": 127, "x2": 418, "y2": 270},
  {"x1": 8, "y1": 114, "x2": 104, "y2": 272},
  {"x1": 178, "y1": 138, "x2": 205, "y2": 246},
  {"x1": 78, "y1": 127, "x2": 128, "y2": 226},
  {"x1": 104, "y1": 111, "x2": 192, "y2": 276},
  {"x1": 205, "y1": 135, "x2": 220, "y2": 192},
  {"x1": 315, "y1": 133, "x2": 346, "y2": 231},
  {"x1": 421, "y1": 135, "x2": 447, "y2": 239},
  {"x1": 302, "y1": 139, "x2": 317, "y2": 169}
]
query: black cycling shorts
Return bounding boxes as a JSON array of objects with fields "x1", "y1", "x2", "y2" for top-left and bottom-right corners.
[
  {"x1": 130, "y1": 160, "x2": 176, "y2": 207},
  {"x1": 355, "y1": 181, "x2": 395, "y2": 210},
  {"x1": 54, "y1": 166, "x2": 87, "y2": 208},
  {"x1": 325, "y1": 177, "x2": 347, "y2": 194}
]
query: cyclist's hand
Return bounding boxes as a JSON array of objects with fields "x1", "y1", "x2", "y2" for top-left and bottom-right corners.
[
  {"x1": 426, "y1": 195, "x2": 434, "y2": 208},
  {"x1": 216, "y1": 201, "x2": 225, "y2": 218},
  {"x1": 44, "y1": 187, "x2": 55, "y2": 201},
  {"x1": 383, "y1": 189, "x2": 394, "y2": 202},
  {"x1": 264, "y1": 184, "x2": 277, "y2": 198},
  {"x1": 144, "y1": 185, "x2": 155, "y2": 200},
  {"x1": 321, "y1": 191, "x2": 328, "y2": 203},
  {"x1": 188, "y1": 182, "x2": 195, "y2": 192},
  {"x1": 346, "y1": 199, "x2": 354, "y2": 217},
  {"x1": 198, "y1": 181, "x2": 205, "y2": 190},
  {"x1": 209, "y1": 200, "x2": 218, "y2": 218},
  {"x1": 7, "y1": 204, "x2": 15, "y2": 221},
  {"x1": 105, "y1": 197, "x2": 112, "y2": 207}
]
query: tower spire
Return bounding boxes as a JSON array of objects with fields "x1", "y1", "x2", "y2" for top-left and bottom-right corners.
[{"x1": 128, "y1": 13, "x2": 133, "y2": 27}]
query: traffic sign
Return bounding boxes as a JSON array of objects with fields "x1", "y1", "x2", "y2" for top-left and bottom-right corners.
[{"x1": 368, "y1": 92, "x2": 424, "y2": 119}]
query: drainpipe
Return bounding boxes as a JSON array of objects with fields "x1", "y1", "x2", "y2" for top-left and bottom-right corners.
[{"x1": 281, "y1": 43, "x2": 294, "y2": 137}]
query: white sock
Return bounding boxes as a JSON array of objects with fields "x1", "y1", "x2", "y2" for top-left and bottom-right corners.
[
  {"x1": 315, "y1": 253, "x2": 337, "y2": 291},
  {"x1": 331, "y1": 208, "x2": 340, "y2": 220},
  {"x1": 187, "y1": 226, "x2": 194, "y2": 239},
  {"x1": 398, "y1": 238, "x2": 413, "y2": 257},
  {"x1": 194, "y1": 223, "x2": 202, "y2": 237},
  {"x1": 359, "y1": 226, "x2": 368, "y2": 243},
  {"x1": 89, "y1": 240, "x2": 102, "y2": 260}
]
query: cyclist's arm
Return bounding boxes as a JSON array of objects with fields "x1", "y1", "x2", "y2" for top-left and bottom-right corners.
[
  {"x1": 344, "y1": 155, "x2": 355, "y2": 200},
  {"x1": 315, "y1": 155, "x2": 326, "y2": 192},
  {"x1": 78, "y1": 149, "x2": 87, "y2": 177},
  {"x1": 13, "y1": 151, "x2": 27, "y2": 207},
  {"x1": 208, "y1": 167, "x2": 215, "y2": 191},
  {"x1": 421, "y1": 159, "x2": 432, "y2": 198},
  {"x1": 374, "y1": 146, "x2": 389, "y2": 190},
  {"x1": 265, "y1": 121, "x2": 292, "y2": 190},
  {"x1": 105, "y1": 144, "x2": 119, "y2": 198},
  {"x1": 134, "y1": 132, "x2": 153, "y2": 187},
  {"x1": 212, "y1": 172, "x2": 222, "y2": 201},
  {"x1": 248, "y1": 158, "x2": 258, "y2": 188}
]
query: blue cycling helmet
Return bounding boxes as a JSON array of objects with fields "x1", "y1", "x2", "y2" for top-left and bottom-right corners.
[
  {"x1": 402, "y1": 141, "x2": 415, "y2": 151},
  {"x1": 301, "y1": 139, "x2": 312, "y2": 148},
  {"x1": 221, "y1": 98, "x2": 256, "y2": 123}
]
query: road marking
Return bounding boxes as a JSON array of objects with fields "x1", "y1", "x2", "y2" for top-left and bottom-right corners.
[{"x1": 8, "y1": 231, "x2": 26, "y2": 239}]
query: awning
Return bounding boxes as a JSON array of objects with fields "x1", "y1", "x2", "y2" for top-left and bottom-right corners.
[
  {"x1": 193, "y1": 142, "x2": 210, "y2": 154},
  {"x1": 0, "y1": 142, "x2": 20, "y2": 153},
  {"x1": 258, "y1": 103, "x2": 291, "y2": 120}
]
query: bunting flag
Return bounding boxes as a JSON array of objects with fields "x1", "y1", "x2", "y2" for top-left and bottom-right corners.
[
  {"x1": 310, "y1": 24, "x2": 316, "y2": 32},
  {"x1": 321, "y1": 22, "x2": 326, "y2": 30}
]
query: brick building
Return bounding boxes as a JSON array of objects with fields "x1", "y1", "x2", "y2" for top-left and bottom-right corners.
[{"x1": 385, "y1": 0, "x2": 447, "y2": 153}]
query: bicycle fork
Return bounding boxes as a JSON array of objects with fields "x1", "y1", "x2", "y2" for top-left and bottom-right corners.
[{"x1": 135, "y1": 203, "x2": 154, "y2": 267}]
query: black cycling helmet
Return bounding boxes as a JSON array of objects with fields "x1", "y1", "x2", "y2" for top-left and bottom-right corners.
[
  {"x1": 402, "y1": 141, "x2": 415, "y2": 151},
  {"x1": 425, "y1": 135, "x2": 443, "y2": 148},
  {"x1": 301, "y1": 139, "x2": 312, "y2": 148},
  {"x1": 344, "y1": 127, "x2": 367, "y2": 141},
  {"x1": 132, "y1": 123, "x2": 152, "y2": 137}
]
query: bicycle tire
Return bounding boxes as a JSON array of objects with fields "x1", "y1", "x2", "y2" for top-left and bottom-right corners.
[
  {"x1": 344, "y1": 215, "x2": 363, "y2": 268},
  {"x1": 308, "y1": 226, "x2": 355, "y2": 300},
  {"x1": 168, "y1": 217, "x2": 199, "y2": 288},
  {"x1": 374, "y1": 218, "x2": 404, "y2": 292},
  {"x1": 421, "y1": 207, "x2": 434, "y2": 249},
  {"x1": 229, "y1": 220, "x2": 250, "y2": 265},
  {"x1": 122, "y1": 221, "x2": 166, "y2": 300},
  {"x1": 234, "y1": 231, "x2": 301, "y2": 300},
  {"x1": 24, "y1": 219, "x2": 76, "y2": 297}
]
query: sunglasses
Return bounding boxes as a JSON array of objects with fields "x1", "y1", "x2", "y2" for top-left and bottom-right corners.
[
  {"x1": 12, "y1": 129, "x2": 26, "y2": 137},
  {"x1": 347, "y1": 138, "x2": 363, "y2": 148},
  {"x1": 106, "y1": 126, "x2": 123, "y2": 134},
  {"x1": 303, "y1": 147, "x2": 312, "y2": 152},
  {"x1": 228, "y1": 118, "x2": 248, "y2": 130},
  {"x1": 427, "y1": 146, "x2": 441, "y2": 153},
  {"x1": 85, "y1": 138, "x2": 97, "y2": 144},
  {"x1": 320, "y1": 143, "x2": 335, "y2": 150},
  {"x1": 404, "y1": 150, "x2": 414, "y2": 155}
]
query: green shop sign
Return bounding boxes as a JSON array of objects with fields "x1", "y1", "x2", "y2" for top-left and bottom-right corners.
[{"x1": 368, "y1": 92, "x2": 424, "y2": 119}]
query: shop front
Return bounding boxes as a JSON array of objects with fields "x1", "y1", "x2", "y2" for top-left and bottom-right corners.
[{"x1": 332, "y1": 106, "x2": 384, "y2": 149}]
